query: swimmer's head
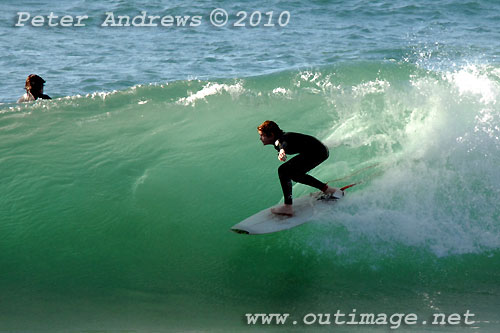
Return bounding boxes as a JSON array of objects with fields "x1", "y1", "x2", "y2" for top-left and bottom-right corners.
[{"x1": 25, "y1": 74, "x2": 46, "y2": 94}]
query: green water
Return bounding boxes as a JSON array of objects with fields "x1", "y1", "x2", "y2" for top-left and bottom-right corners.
[{"x1": 1, "y1": 62, "x2": 499, "y2": 332}]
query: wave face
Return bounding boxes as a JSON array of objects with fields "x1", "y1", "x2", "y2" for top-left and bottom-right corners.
[{"x1": 1, "y1": 62, "x2": 499, "y2": 331}]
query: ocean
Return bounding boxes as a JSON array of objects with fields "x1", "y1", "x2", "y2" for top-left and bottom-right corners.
[{"x1": 1, "y1": 0, "x2": 499, "y2": 332}]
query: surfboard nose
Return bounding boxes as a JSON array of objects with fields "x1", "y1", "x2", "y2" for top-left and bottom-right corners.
[{"x1": 230, "y1": 228, "x2": 249, "y2": 235}]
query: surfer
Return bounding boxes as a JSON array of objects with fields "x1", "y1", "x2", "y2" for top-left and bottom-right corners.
[
  {"x1": 258, "y1": 120, "x2": 342, "y2": 216},
  {"x1": 17, "y1": 74, "x2": 51, "y2": 103}
]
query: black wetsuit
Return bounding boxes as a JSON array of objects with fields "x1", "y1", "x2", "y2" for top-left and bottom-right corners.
[{"x1": 274, "y1": 132, "x2": 329, "y2": 204}]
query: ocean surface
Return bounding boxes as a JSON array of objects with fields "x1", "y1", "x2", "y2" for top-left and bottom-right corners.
[{"x1": 1, "y1": 0, "x2": 499, "y2": 332}]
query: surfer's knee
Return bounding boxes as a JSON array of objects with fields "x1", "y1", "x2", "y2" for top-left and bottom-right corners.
[
  {"x1": 278, "y1": 163, "x2": 293, "y2": 179},
  {"x1": 278, "y1": 163, "x2": 287, "y2": 175},
  {"x1": 289, "y1": 173, "x2": 302, "y2": 182}
]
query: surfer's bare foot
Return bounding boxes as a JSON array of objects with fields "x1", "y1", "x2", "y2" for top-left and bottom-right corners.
[
  {"x1": 271, "y1": 204, "x2": 294, "y2": 216},
  {"x1": 323, "y1": 186, "x2": 343, "y2": 198}
]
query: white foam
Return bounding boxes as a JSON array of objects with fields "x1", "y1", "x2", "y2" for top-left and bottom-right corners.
[
  {"x1": 132, "y1": 169, "x2": 149, "y2": 196},
  {"x1": 177, "y1": 82, "x2": 244, "y2": 106},
  {"x1": 307, "y1": 64, "x2": 500, "y2": 258},
  {"x1": 445, "y1": 65, "x2": 499, "y2": 105},
  {"x1": 271, "y1": 87, "x2": 291, "y2": 97},
  {"x1": 295, "y1": 70, "x2": 341, "y2": 96},
  {"x1": 352, "y1": 79, "x2": 390, "y2": 97}
]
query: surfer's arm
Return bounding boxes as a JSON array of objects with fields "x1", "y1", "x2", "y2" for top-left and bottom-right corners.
[
  {"x1": 275, "y1": 137, "x2": 288, "y2": 161},
  {"x1": 278, "y1": 148, "x2": 287, "y2": 162}
]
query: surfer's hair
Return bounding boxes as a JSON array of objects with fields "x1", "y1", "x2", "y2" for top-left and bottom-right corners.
[
  {"x1": 257, "y1": 120, "x2": 283, "y2": 137},
  {"x1": 25, "y1": 74, "x2": 45, "y2": 93}
]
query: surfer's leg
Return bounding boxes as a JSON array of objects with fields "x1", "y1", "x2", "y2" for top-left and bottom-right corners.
[
  {"x1": 278, "y1": 163, "x2": 294, "y2": 205},
  {"x1": 283, "y1": 150, "x2": 343, "y2": 198},
  {"x1": 272, "y1": 162, "x2": 295, "y2": 216},
  {"x1": 293, "y1": 173, "x2": 327, "y2": 190},
  {"x1": 278, "y1": 153, "x2": 326, "y2": 203},
  {"x1": 287, "y1": 152, "x2": 328, "y2": 190},
  {"x1": 276, "y1": 147, "x2": 330, "y2": 211}
]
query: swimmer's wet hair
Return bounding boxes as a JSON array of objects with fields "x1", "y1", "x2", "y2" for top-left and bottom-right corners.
[
  {"x1": 257, "y1": 120, "x2": 284, "y2": 137},
  {"x1": 25, "y1": 74, "x2": 46, "y2": 92}
]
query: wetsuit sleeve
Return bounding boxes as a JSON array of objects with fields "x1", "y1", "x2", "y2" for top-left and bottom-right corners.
[
  {"x1": 274, "y1": 136, "x2": 288, "y2": 152},
  {"x1": 275, "y1": 132, "x2": 327, "y2": 155},
  {"x1": 279, "y1": 139, "x2": 288, "y2": 152}
]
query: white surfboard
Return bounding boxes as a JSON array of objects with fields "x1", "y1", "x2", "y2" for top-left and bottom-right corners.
[{"x1": 231, "y1": 185, "x2": 355, "y2": 235}]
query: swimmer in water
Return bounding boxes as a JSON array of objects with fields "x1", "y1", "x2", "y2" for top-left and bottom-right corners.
[{"x1": 17, "y1": 74, "x2": 51, "y2": 103}]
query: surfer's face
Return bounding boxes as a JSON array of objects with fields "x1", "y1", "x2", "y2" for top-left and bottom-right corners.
[{"x1": 258, "y1": 130, "x2": 274, "y2": 145}]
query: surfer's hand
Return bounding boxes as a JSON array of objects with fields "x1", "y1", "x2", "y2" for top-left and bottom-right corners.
[{"x1": 278, "y1": 149, "x2": 287, "y2": 162}]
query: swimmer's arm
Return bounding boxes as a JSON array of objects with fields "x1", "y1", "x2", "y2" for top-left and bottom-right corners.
[{"x1": 17, "y1": 93, "x2": 32, "y2": 103}]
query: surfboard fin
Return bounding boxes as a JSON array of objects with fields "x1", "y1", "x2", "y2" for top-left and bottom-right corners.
[{"x1": 316, "y1": 189, "x2": 344, "y2": 201}]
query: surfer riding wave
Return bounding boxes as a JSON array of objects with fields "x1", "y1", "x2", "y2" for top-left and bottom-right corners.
[{"x1": 257, "y1": 120, "x2": 342, "y2": 216}]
